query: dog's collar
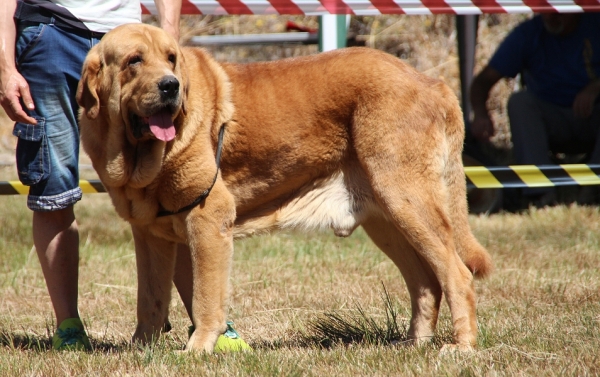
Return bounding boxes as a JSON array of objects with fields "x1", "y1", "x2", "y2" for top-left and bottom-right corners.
[{"x1": 156, "y1": 124, "x2": 226, "y2": 218}]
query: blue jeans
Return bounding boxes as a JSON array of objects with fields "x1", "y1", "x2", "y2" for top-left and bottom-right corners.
[{"x1": 13, "y1": 22, "x2": 103, "y2": 211}]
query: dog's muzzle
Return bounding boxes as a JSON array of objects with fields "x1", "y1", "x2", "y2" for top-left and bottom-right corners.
[{"x1": 129, "y1": 76, "x2": 181, "y2": 142}]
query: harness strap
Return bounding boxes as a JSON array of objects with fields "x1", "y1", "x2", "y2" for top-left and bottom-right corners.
[{"x1": 156, "y1": 124, "x2": 226, "y2": 218}]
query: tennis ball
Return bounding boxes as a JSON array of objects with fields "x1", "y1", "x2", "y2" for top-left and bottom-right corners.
[
  {"x1": 214, "y1": 333, "x2": 252, "y2": 353},
  {"x1": 213, "y1": 321, "x2": 252, "y2": 353}
]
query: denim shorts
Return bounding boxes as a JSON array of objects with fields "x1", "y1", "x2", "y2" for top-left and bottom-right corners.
[{"x1": 13, "y1": 22, "x2": 103, "y2": 211}]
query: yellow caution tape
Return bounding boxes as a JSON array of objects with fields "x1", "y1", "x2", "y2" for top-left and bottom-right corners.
[
  {"x1": 1, "y1": 164, "x2": 600, "y2": 195},
  {"x1": 465, "y1": 164, "x2": 600, "y2": 189}
]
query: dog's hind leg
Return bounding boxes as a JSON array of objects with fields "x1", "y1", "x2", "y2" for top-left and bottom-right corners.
[
  {"x1": 362, "y1": 216, "x2": 442, "y2": 345},
  {"x1": 354, "y1": 133, "x2": 478, "y2": 349},
  {"x1": 367, "y1": 176, "x2": 477, "y2": 349},
  {"x1": 374, "y1": 186, "x2": 477, "y2": 349},
  {"x1": 131, "y1": 225, "x2": 177, "y2": 345}
]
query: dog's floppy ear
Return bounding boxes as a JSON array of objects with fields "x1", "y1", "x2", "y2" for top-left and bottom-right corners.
[
  {"x1": 178, "y1": 47, "x2": 189, "y2": 116},
  {"x1": 77, "y1": 47, "x2": 102, "y2": 119}
]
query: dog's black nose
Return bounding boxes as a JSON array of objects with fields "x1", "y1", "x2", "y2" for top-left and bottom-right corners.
[{"x1": 158, "y1": 76, "x2": 179, "y2": 99}]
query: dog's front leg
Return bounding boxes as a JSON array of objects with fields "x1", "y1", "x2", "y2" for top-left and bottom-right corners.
[
  {"x1": 131, "y1": 225, "x2": 177, "y2": 345},
  {"x1": 184, "y1": 185, "x2": 236, "y2": 353}
]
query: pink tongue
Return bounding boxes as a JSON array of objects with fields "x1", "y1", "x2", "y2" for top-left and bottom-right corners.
[{"x1": 149, "y1": 111, "x2": 176, "y2": 141}]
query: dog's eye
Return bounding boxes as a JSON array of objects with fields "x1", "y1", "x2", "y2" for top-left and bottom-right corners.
[
  {"x1": 128, "y1": 55, "x2": 143, "y2": 66},
  {"x1": 168, "y1": 54, "x2": 176, "y2": 65}
]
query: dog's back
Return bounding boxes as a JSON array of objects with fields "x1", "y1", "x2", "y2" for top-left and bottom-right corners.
[{"x1": 200, "y1": 47, "x2": 491, "y2": 277}]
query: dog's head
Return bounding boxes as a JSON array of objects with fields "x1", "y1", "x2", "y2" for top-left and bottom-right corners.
[{"x1": 77, "y1": 23, "x2": 187, "y2": 143}]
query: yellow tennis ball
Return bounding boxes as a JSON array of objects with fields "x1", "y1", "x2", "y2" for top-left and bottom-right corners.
[
  {"x1": 213, "y1": 321, "x2": 252, "y2": 353},
  {"x1": 214, "y1": 333, "x2": 252, "y2": 353}
]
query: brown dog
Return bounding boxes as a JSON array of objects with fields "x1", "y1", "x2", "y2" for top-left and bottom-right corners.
[{"x1": 77, "y1": 23, "x2": 492, "y2": 353}]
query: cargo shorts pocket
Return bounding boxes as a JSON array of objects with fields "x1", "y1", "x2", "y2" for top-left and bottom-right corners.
[{"x1": 13, "y1": 118, "x2": 50, "y2": 186}]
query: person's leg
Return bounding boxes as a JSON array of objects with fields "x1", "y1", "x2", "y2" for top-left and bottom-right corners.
[
  {"x1": 508, "y1": 91, "x2": 555, "y2": 167},
  {"x1": 33, "y1": 207, "x2": 80, "y2": 324},
  {"x1": 34, "y1": 206, "x2": 90, "y2": 350},
  {"x1": 576, "y1": 103, "x2": 600, "y2": 204},
  {"x1": 582, "y1": 103, "x2": 600, "y2": 163},
  {"x1": 507, "y1": 91, "x2": 574, "y2": 204},
  {"x1": 14, "y1": 23, "x2": 101, "y2": 350}
]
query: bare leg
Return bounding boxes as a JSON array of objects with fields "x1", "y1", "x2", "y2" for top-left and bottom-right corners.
[{"x1": 32, "y1": 206, "x2": 80, "y2": 325}]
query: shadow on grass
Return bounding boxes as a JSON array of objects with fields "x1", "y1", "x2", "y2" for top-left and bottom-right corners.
[
  {"x1": 1, "y1": 285, "x2": 455, "y2": 353},
  {"x1": 252, "y1": 284, "x2": 454, "y2": 351},
  {"x1": 0, "y1": 331, "x2": 132, "y2": 353},
  {"x1": 0, "y1": 332, "x2": 51, "y2": 351}
]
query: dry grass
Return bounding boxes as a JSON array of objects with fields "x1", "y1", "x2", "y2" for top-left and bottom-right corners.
[
  {"x1": 1, "y1": 195, "x2": 599, "y2": 375},
  {"x1": 3, "y1": 14, "x2": 597, "y2": 376}
]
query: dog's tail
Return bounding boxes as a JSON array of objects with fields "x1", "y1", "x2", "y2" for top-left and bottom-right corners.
[{"x1": 441, "y1": 87, "x2": 493, "y2": 279}]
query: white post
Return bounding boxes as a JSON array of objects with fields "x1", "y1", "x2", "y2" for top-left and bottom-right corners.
[{"x1": 319, "y1": 15, "x2": 349, "y2": 52}]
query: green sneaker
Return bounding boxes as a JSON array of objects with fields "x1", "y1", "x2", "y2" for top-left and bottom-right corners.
[
  {"x1": 188, "y1": 321, "x2": 252, "y2": 353},
  {"x1": 52, "y1": 318, "x2": 92, "y2": 351}
]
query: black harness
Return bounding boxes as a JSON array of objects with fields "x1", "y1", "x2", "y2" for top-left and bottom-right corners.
[{"x1": 156, "y1": 125, "x2": 226, "y2": 218}]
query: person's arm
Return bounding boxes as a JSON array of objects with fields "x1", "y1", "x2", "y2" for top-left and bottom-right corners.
[
  {"x1": 573, "y1": 79, "x2": 600, "y2": 119},
  {"x1": 469, "y1": 65, "x2": 503, "y2": 142},
  {"x1": 0, "y1": 0, "x2": 37, "y2": 124},
  {"x1": 154, "y1": 0, "x2": 182, "y2": 41}
]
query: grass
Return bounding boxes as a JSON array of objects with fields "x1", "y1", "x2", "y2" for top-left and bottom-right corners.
[
  {"x1": 1, "y1": 192, "x2": 600, "y2": 375},
  {"x1": 305, "y1": 283, "x2": 411, "y2": 348},
  {"x1": 1, "y1": 12, "x2": 598, "y2": 376}
]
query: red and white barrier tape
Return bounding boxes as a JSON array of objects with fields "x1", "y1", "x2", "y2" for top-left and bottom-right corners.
[{"x1": 141, "y1": 0, "x2": 600, "y2": 15}]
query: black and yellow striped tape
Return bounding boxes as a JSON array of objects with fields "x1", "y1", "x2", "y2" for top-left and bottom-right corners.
[
  {"x1": 0, "y1": 180, "x2": 106, "y2": 195},
  {"x1": 1, "y1": 164, "x2": 600, "y2": 195},
  {"x1": 465, "y1": 164, "x2": 600, "y2": 189}
]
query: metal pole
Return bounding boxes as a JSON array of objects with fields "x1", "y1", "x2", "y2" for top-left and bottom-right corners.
[{"x1": 456, "y1": 15, "x2": 479, "y2": 130}]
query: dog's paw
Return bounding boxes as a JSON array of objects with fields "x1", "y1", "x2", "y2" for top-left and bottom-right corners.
[{"x1": 439, "y1": 343, "x2": 476, "y2": 355}]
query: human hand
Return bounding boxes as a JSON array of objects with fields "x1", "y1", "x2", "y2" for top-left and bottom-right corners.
[
  {"x1": 470, "y1": 113, "x2": 495, "y2": 142},
  {"x1": 573, "y1": 81, "x2": 600, "y2": 119},
  {"x1": 0, "y1": 67, "x2": 37, "y2": 124}
]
